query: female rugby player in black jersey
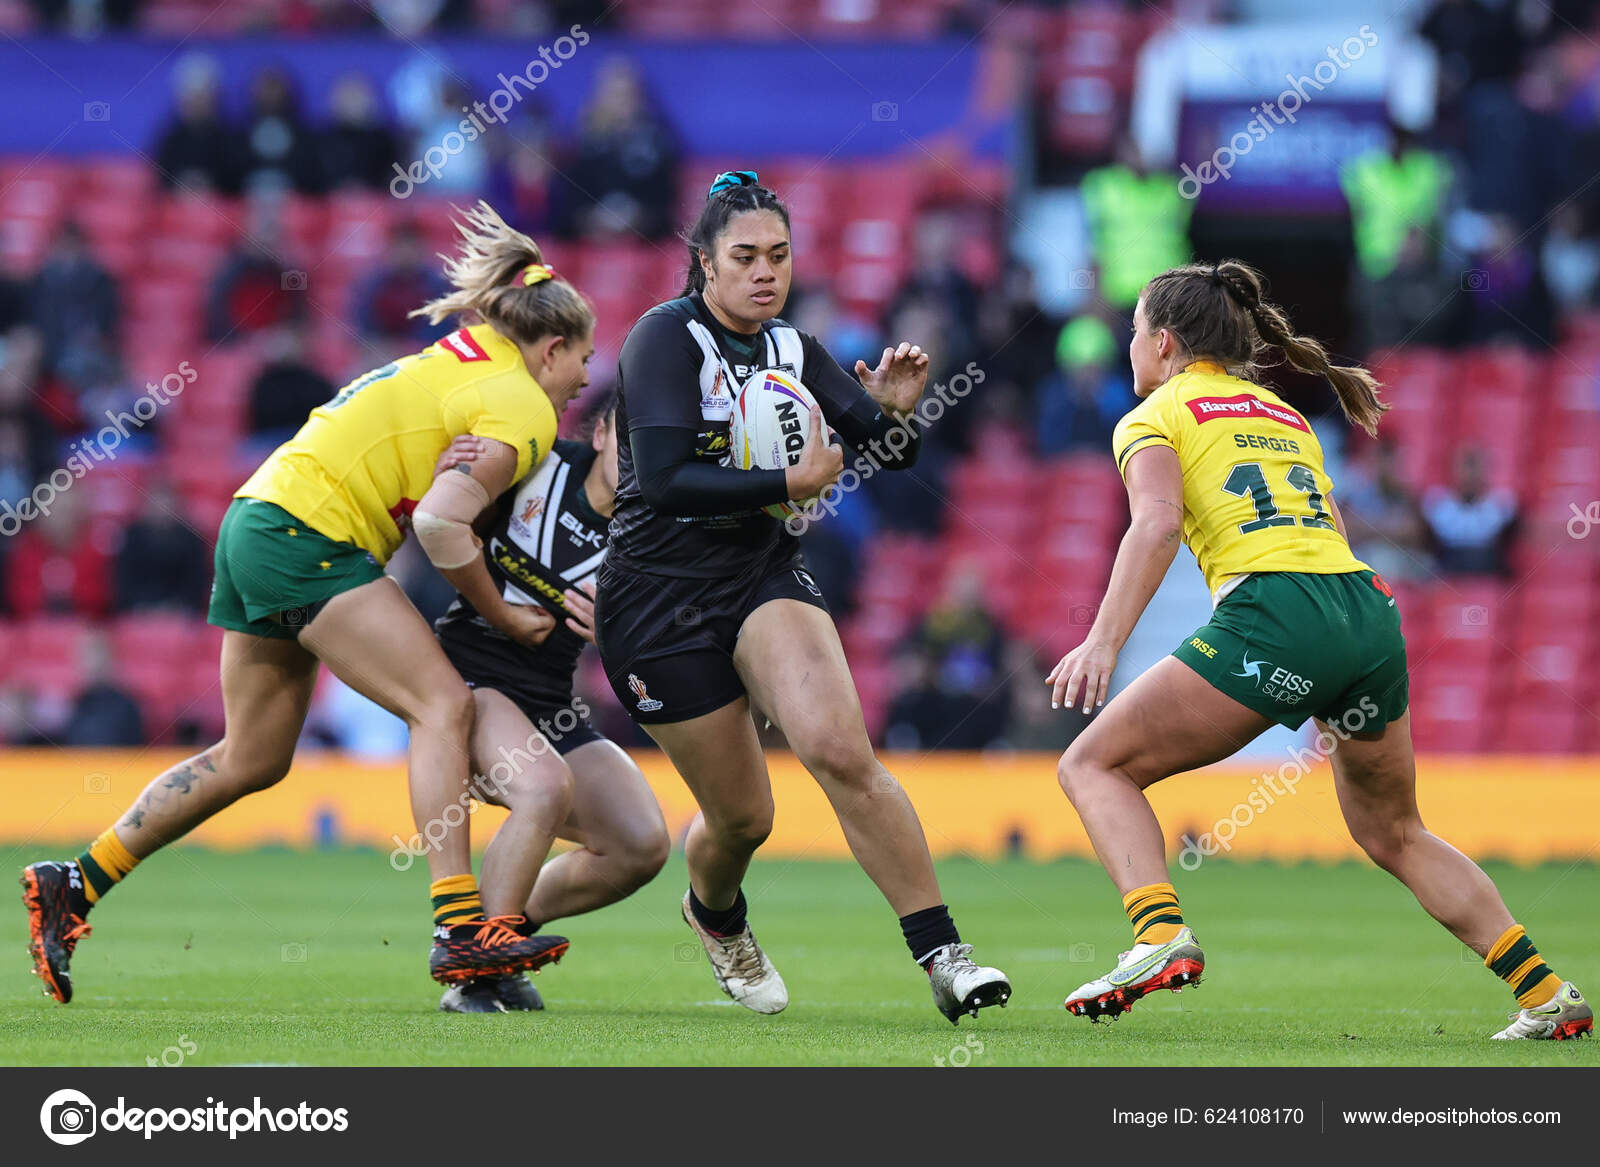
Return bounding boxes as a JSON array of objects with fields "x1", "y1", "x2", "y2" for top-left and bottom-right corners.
[
  {"x1": 428, "y1": 394, "x2": 671, "y2": 1013},
  {"x1": 593, "y1": 170, "x2": 1010, "y2": 1023}
]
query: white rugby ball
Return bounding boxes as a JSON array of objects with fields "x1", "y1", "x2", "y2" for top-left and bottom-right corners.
[{"x1": 728, "y1": 368, "x2": 825, "y2": 520}]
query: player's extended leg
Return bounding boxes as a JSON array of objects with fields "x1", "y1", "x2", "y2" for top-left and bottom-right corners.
[
  {"x1": 523, "y1": 738, "x2": 670, "y2": 925},
  {"x1": 734, "y1": 598, "x2": 1010, "y2": 1023},
  {"x1": 22, "y1": 630, "x2": 318, "y2": 1002},
  {"x1": 444, "y1": 735, "x2": 668, "y2": 1014},
  {"x1": 465, "y1": 689, "x2": 574, "y2": 918},
  {"x1": 646, "y1": 699, "x2": 788, "y2": 1013},
  {"x1": 1324, "y1": 711, "x2": 1591, "y2": 1040},
  {"x1": 302, "y1": 579, "x2": 567, "y2": 984},
  {"x1": 1057, "y1": 655, "x2": 1273, "y2": 1020}
]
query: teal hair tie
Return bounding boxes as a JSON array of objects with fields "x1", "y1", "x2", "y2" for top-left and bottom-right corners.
[{"x1": 708, "y1": 170, "x2": 759, "y2": 199}]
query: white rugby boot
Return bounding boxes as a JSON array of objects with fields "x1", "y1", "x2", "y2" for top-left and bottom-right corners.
[
  {"x1": 925, "y1": 943, "x2": 1011, "y2": 1025},
  {"x1": 1063, "y1": 926, "x2": 1204, "y2": 1021},
  {"x1": 1491, "y1": 981, "x2": 1592, "y2": 1041},
  {"x1": 680, "y1": 890, "x2": 788, "y2": 1014}
]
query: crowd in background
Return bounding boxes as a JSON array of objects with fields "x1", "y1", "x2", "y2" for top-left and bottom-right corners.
[{"x1": 2, "y1": 0, "x2": 1599, "y2": 749}]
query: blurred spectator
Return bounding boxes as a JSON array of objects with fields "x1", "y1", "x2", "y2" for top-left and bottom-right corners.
[
  {"x1": 153, "y1": 54, "x2": 242, "y2": 195},
  {"x1": 484, "y1": 106, "x2": 561, "y2": 238},
  {"x1": 1350, "y1": 227, "x2": 1459, "y2": 351},
  {"x1": 29, "y1": 221, "x2": 119, "y2": 373},
  {"x1": 882, "y1": 645, "x2": 959, "y2": 750},
  {"x1": 113, "y1": 480, "x2": 210, "y2": 612},
  {"x1": 247, "y1": 325, "x2": 335, "y2": 447},
  {"x1": 786, "y1": 283, "x2": 880, "y2": 369},
  {"x1": 207, "y1": 195, "x2": 306, "y2": 342},
  {"x1": 408, "y1": 78, "x2": 492, "y2": 194},
  {"x1": 1456, "y1": 212, "x2": 1555, "y2": 348},
  {"x1": 371, "y1": 0, "x2": 475, "y2": 37},
  {"x1": 4, "y1": 490, "x2": 114, "y2": 617},
  {"x1": 1035, "y1": 316, "x2": 1133, "y2": 457},
  {"x1": 351, "y1": 222, "x2": 450, "y2": 346},
  {"x1": 63, "y1": 633, "x2": 143, "y2": 747},
  {"x1": 1339, "y1": 127, "x2": 1451, "y2": 284},
  {"x1": 0, "y1": 418, "x2": 35, "y2": 510},
  {"x1": 1080, "y1": 142, "x2": 1192, "y2": 311},
  {"x1": 1338, "y1": 442, "x2": 1432, "y2": 580},
  {"x1": 0, "y1": 330, "x2": 59, "y2": 481},
  {"x1": 241, "y1": 66, "x2": 323, "y2": 194},
  {"x1": 888, "y1": 211, "x2": 980, "y2": 364},
  {"x1": 1422, "y1": 447, "x2": 1518, "y2": 575},
  {"x1": 976, "y1": 262, "x2": 1058, "y2": 398},
  {"x1": 0, "y1": 271, "x2": 24, "y2": 333},
  {"x1": 319, "y1": 74, "x2": 402, "y2": 192},
  {"x1": 1541, "y1": 203, "x2": 1600, "y2": 314},
  {"x1": 0, "y1": 685, "x2": 50, "y2": 745},
  {"x1": 558, "y1": 57, "x2": 679, "y2": 239},
  {"x1": 905, "y1": 564, "x2": 1011, "y2": 749},
  {"x1": 996, "y1": 645, "x2": 1070, "y2": 751}
]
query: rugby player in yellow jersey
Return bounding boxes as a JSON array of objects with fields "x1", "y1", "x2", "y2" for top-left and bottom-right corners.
[
  {"x1": 1049, "y1": 260, "x2": 1590, "y2": 1041},
  {"x1": 22, "y1": 202, "x2": 595, "y2": 1001}
]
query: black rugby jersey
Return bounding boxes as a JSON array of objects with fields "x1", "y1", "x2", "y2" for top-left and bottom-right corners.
[
  {"x1": 611, "y1": 291, "x2": 917, "y2": 578},
  {"x1": 435, "y1": 439, "x2": 607, "y2": 694}
]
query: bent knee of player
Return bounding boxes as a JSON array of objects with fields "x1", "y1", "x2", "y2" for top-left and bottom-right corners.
[
  {"x1": 1349, "y1": 814, "x2": 1424, "y2": 874},
  {"x1": 706, "y1": 803, "x2": 774, "y2": 851},
  {"x1": 212, "y1": 740, "x2": 291, "y2": 795},
  {"x1": 1057, "y1": 736, "x2": 1117, "y2": 805},
  {"x1": 794, "y1": 730, "x2": 877, "y2": 789}
]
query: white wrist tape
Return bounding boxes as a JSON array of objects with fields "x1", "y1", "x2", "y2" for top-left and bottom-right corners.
[{"x1": 414, "y1": 469, "x2": 491, "y2": 569}]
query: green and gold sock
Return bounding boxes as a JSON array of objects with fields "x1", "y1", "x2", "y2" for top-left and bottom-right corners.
[
  {"x1": 430, "y1": 875, "x2": 482, "y2": 929},
  {"x1": 1123, "y1": 881, "x2": 1184, "y2": 947},
  {"x1": 76, "y1": 827, "x2": 140, "y2": 906},
  {"x1": 1486, "y1": 924, "x2": 1561, "y2": 1009}
]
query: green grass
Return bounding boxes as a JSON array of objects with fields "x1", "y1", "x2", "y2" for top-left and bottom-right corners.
[{"x1": 1, "y1": 847, "x2": 1596, "y2": 1066}]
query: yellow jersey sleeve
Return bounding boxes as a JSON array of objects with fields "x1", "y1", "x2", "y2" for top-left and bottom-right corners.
[
  {"x1": 463, "y1": 369, "x2": 559, "y2": 484},
  {"x1": 1112, "y1": 387, "x2": 1184, "y2": 478}
]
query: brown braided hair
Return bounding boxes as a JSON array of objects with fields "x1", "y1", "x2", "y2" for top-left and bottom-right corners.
[{"x1": 1141, "y1": 259, "x2": 1387, "y2": 435}]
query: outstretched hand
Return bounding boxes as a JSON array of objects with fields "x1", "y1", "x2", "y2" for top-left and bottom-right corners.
[{"x1": 855, "y1": 341, "x2": 930, "y2": 416}]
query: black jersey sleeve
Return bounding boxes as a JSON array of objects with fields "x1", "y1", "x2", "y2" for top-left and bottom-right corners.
[
  {"x1": 799, "y1": 332, "x2": 920, "y2": 470},
  {"x1": 619, "y1": 310, "x2": 706, "y2": 429},
  {"x1": 632, "y1": 427, "x2": 791, "y2": 516}
]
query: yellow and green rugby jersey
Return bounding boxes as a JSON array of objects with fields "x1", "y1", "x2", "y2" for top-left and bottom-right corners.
[
  {"x1": 237, "y1": 324, "x2": 557, "y2": 565},
  {"x1": 1110, "y1": 360, "x2": 1367, "y2": 597}
]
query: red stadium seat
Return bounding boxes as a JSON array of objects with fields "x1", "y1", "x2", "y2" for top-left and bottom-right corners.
[{"x1": 15, "y1": 618, "x2": 94, "y2": 700}]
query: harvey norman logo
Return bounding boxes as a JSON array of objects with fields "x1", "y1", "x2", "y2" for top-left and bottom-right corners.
[{"x1": 1185, "y1": 394, "x2": 1309, "y2": 432}]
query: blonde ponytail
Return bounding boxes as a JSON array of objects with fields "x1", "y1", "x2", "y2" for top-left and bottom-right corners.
[{"x1": 411, "y1": 201, "x2": 593, "y2": 346}]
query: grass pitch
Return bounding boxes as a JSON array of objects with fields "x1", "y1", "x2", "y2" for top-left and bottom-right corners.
[{"x1": 1, "y1": 847, "x2": 1596, "y2": 1067}]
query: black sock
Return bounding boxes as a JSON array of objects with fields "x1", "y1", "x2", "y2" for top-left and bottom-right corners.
[
  {"x1": 901, "y1": 904, "x2": 960, "y2": 967},
  {"x1": 689, "y1": 887, "x2": 747, "y2": 937}
]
